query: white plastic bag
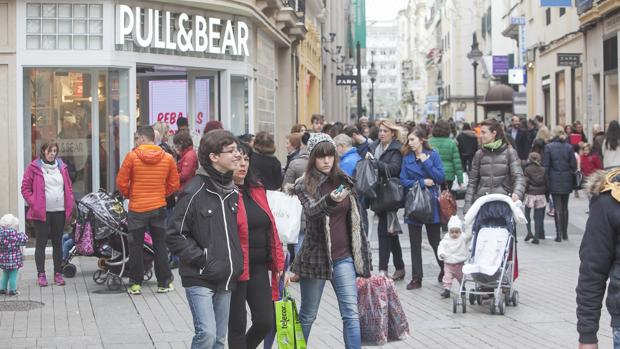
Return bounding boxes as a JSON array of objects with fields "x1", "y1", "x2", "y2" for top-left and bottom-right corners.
[{"x1": 266, "y1": 190, "x2": 303, "y2": 245}]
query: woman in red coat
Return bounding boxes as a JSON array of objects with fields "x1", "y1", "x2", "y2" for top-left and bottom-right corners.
[
  {"x1": 229, "y1": 142, "x2": 285, "y2": 349},
  {"x1": 172, "y1": 131, "x2": 198, "y2": 190}
]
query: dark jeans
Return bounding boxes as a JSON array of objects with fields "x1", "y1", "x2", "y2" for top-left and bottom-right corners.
[
  {"x1": 127, "y1": 207, "x2": 172, "y2": 286},
  {"x1": 34, "y1": 212, "x2": 66, "y2": 274},
  {"x1": 461, "y1": 156, "x2": 474, "y2": 173},
  {"x1": 525, "y1": 207, "x2": 546, "y2": 239},
  {"x1": 551, "y1": 194, "x2": 570, "y2": 238},
  {"x1": 228, "y1": 264, "x2": 274, "y2": 349},
  {"x1": 408, "y1": 223, "x2": 443, "y2": 281},
  {"x1": 377, "y1": 212, "x2": 405, "y2": 271}
]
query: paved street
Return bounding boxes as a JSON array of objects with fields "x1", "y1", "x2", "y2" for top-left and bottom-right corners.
[{"x1": 0, "y1": 193, "x2": 610, "y2": 348}]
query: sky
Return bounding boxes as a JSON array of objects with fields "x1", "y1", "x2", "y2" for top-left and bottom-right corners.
[{"x1": 366, "y1": 0, "x2": 408, "y2": 21}]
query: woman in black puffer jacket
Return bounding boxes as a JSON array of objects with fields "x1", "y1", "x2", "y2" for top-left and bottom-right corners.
[
  {"x1": 464, "y1": 119, "x2": 526, "y2": 213},
  {"x1": 543, "y1": 126, "x2": 577, "y2": 242}
]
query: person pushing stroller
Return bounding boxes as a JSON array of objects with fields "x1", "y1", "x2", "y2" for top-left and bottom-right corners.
[{"x1": 437, "y1": 216, "x2": 471, "y2": 298}]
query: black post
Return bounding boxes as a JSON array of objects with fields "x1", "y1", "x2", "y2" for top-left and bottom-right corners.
[
  {"x1": 370, "y1": 83, "x2": 374, "y2": 120},
  {"x1": 437, "y1": 86, "x2": 441, "y2": 120},
  {"x1": 356, "y1": 41, "x2": 362, "y2": 120},
  {"x1": 473, "y1": 62, "x2": 478, "y2": 124}
]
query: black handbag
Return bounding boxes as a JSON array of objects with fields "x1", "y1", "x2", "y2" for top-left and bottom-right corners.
[
  {"x1": 354, "y1": 159, "x2": 379, "y2": 199},
  {"x1": 404, "y1": 182, "x2": 435, "y2": 223},
  {"x1": 370, "y1": 168, "x2": 404, "y2": 213}
]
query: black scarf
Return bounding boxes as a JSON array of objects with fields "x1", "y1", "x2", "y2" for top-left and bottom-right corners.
[{"x1": 203, "y1": 162, "x2": 233, "y2": 186}]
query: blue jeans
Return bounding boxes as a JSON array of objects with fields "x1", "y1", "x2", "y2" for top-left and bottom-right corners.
[
  {"x1": 294, "y1": 229, "x2": 305, "y2": 256},
  {"x1": 299, "y1": 257, "x2": 361, "y2": 349},
  {"x1": 614, "y1": 327, "x2": 620, "y2": 348},
  {"x1": 185, "y1": 286, "x2": 231, "y2": 349},
  {"x1": 62, "y1": 234, "x2": 74, "y2": 261}
]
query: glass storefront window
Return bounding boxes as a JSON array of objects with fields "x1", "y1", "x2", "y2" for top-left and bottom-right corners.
[
  {"x1": 230, "y1": 76, "x2": 249, "y2": 135},
  {"x1": 24, "y1": 68, "x2": 129, "y2": 199}
]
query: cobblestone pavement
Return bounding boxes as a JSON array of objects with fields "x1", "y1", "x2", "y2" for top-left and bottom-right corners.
[{"x1": 0, "y1": 193, "x2": 610, "y2": 348}]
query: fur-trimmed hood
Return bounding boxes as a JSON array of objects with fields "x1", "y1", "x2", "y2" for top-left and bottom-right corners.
[{"x1": 586, "y1": 168, "x2": 620, "y2": 200}]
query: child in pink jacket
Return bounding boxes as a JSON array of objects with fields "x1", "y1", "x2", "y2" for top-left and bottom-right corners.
[{"x1": 0, "y1": 214, "x2": 28, "y2": 296}]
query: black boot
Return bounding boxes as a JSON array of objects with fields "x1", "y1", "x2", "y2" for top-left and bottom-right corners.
[
  {"x1": 562, "y1": 232, "x2": 568, "y2": 240},
  {"x1": 524, "y1": 233, "x2": 534, "y2": 242},
  {"x1": 554, "y1": 233, "x2": 562, "y2": 242}
]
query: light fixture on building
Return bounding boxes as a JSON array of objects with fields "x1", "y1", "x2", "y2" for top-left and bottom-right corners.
[{"x1": 467, "y1": 32, "x2": 483, "y2": 124}]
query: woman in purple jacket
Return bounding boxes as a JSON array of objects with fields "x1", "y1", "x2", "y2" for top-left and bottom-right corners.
[{"x1": 21, "y1": 140, "x2": 74, "y2": 287}]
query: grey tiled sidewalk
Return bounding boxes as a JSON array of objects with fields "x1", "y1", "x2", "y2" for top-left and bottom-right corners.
[{"x1": 0, "y1": 192, "x2": 610, "y2": 348}]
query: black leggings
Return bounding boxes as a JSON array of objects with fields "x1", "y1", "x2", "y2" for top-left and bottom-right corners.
[
  {"x1": 408, "y1": 223, "x2": 443, "y2": 281},
  {"x1": 552, "y1": 194, "x2": 570, "y2": 238},
  {"x1": 34, "y1": 212, "x2": 66, "y2": 274},
  {"x1": 228, "y1": 264, "x2": 274, "y2": 349},
  {"x1": 377, "y1": 212, "x2": 405, "y2": 271}
]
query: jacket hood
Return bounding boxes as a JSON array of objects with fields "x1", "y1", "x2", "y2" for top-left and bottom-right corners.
[
  {"x1": 134, "y1": 144, "x2": 166, "y2": 164},
  {"x1": 462, "y1": 130, "x2": 477, "y2": 138},
  {"x1": 586, "y1": 168, "x2": 620, "y2": 200}
]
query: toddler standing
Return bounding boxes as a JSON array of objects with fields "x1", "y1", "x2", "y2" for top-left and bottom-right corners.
[
  {"x1": 437, "y1": 216, "x2": 471, "y2": 298},
  {"x1": 523, "y1": 152, "x2": 548, "y2": 243},
  {"x1": 0, "y1": 214, "x2": 28, "y2": 296}
]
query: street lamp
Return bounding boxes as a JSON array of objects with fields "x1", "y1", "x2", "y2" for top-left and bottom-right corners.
[
  {"x1": 368, "y1": 51, "x2": 378, "y2": 120},
  {"x1": 436, "y1": 70, "x2": 443, "y2": 120},
  {"x1": 467, "y1": 32, "x2": 483, "y2": 124}
]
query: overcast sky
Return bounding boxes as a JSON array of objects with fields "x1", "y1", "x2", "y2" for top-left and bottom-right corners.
[{"x1": 366, "y1": 0, "x2": 407, "y2": 21}]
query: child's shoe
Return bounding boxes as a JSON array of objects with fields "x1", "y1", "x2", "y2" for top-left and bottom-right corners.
[
  {"x1": 440, "y1": 289, "x2": 450, "y2": 298},
  {"x1": 38, "y1": 273, "x2": 48, "y2": 287},
  {"x1": 54, "y1": 272, "x2": 65, "y2": 286}
]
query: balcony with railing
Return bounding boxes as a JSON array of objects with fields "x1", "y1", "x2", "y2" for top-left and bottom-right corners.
[{"x1": 277, "y1": 0, "x2": 307, "y2": 40}]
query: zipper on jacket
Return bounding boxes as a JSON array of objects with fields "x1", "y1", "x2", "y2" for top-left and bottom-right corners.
[
  {"x1": 205, "y1": 187, "x2": 236, "y2": 291},
  {"x1": 199, "y1": 248, "x2": 208, "y2": 274},
  {"x1": 179, "y1": 183, "x2": 205, "y2": 240}
]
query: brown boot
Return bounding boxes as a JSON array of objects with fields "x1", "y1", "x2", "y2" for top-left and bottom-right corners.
[
  {"x1": 391, "y1": 269, "x2": 405, "y2": 281},
  {"x1": 406, "y1": 279, "x2": 422, "y2": 290}
]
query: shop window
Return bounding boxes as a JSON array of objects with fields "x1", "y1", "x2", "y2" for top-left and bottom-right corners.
[
  {"x1": 26, "y1": 3, "x2": 103, "y2": 50},
  {"x1": 24, "y1": 68, "x2": 129, "y2": 199},
  {"x1": 231, "y1": 76, "x2": 250, "y2": 135}
]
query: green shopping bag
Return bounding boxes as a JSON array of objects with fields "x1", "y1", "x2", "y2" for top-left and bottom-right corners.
[{"x1": 275, "y1": 287, "x2": 307, "y2": 349}]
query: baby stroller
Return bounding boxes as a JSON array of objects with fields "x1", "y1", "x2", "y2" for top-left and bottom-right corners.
[
  {"x1": 64, "y1": 190, "x2": 154, "y2": 290},
  {"x1": 453, "y1": 194, "x2": 527, "y2": 315}
]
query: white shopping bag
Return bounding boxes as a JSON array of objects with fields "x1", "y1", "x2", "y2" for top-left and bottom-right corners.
[{"x1": 266, "y1": 190, "x2": 303, "y2": 245}]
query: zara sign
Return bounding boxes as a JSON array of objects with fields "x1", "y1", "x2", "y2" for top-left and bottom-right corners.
[{"x1": 116, "y1": 5, "x2": 250, "y2": 57}]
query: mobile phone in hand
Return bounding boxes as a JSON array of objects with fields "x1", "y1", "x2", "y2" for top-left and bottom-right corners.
[{"x1": 335, "y1": 184, "x2": 344, "y2": 194}]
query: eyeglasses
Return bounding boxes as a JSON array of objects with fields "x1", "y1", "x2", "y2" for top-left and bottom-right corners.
[{"x1": 220, "y1": 148, "x2": 241, "y2": 155}]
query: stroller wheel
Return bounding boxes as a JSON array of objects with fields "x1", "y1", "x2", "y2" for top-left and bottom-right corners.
[
  {"x1": 107, "y1": 275, "x2": 122, "y2": 291},
  {"x1": 461, "y1": 295, "x2": 467, "y2": 313},
  {"x1": 469, "y1": 294, "x2": 476, "y2": 305},
  {"x1": 511, "y1": 291, "x2": 519, "y2": 306},
  {"x1": 144, "y1": 269, "x2": 153, "y2": 281},
  {"x1": 452, "y1": 296, "x2": 458, "y2": 313},
  {"x1": 490, "y1": 298, "x2": 496, "y2": 315},
  {"x1": 476, "y1": 295, "x2": 482, "y2": 305},
  {"x1": 498, "y1": 295, "x2": 506, "y2": 315},
  {"x1": 93, "y1": 270, "x2": 106, "y2": 285},
  {"x1": 63, "y1": 263, "x2": 77, "y2": 278}
]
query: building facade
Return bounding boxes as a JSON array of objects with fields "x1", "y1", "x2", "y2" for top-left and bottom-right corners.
[
  {"x1": 0, "y1": 0, "x2": 307, "y2": 227},
  {"x1": 363, "y1": 20, "x2": 400, "y2": 119}
]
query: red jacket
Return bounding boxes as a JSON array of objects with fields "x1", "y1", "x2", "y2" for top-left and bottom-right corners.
[
  {"x1": 237, "y1": 185, "x2": 285, "y2": 301},
  {"x1": 581, "y1": 153, "x2": 603, "y2": 177},
  {"x1": 177, "y1": 146, "x2": 198, "y2": 189}
]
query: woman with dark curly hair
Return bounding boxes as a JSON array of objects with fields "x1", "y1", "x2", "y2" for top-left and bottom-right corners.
[
  {"x1": 250, "y1": 132, "x2": 283, "y2": 190},
  {"x1": 173, "y1": 131, "x2": 198, "y2": 191}
]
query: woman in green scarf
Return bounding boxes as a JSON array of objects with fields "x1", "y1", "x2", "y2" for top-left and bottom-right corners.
[{"x1": 463, "y1": 118, "x2": 526, "y2": 213}]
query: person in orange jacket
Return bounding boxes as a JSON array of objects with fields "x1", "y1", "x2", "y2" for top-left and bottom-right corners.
[{"x1": 117, "y1": 125, "x2": 180, "y2": 295}]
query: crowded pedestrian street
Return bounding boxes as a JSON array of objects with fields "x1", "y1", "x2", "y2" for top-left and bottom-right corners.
[{"x1": 0, "y1": 194, "x2": 608, "y2": 348}]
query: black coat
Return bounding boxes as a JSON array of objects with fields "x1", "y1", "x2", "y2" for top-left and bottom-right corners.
[
  {"x1": 543, "y1": 138, "x2": 577, "y2": 194},
  {"x1": 456, "y1": 130, "x2": 479, "y2": 158},
  {"x1": 507, "y1": 127, "x2": 530, "y2": 161},
  {"x1": 251, "y1": 152, "x2": 283, "y2": 191},
  {"x1": 368, "y1": 139, "x2": 403, "y2": 179},
  {"x1": 577, "y1": 170, "x2": 620, "y2": 344},
  {"x1": 166, "y1": 173, "x2": 244, "y2": 291},
  {"x1": 523, "y1": 162, "x2": 547, "y2": 195}
]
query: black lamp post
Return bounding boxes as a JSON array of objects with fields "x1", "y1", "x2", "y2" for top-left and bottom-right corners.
[
  {"x1": 467, "y1": 33, "x2": 483, "y2": 125},
  {"x1": 368, "y1": 51, "x2": 378, "y2": 120},
  {"x1": 436, "y1": 70, "x2": 443, "y2": 120}
]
